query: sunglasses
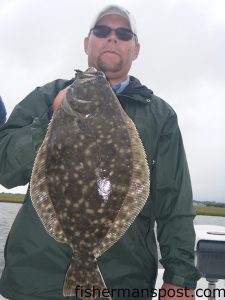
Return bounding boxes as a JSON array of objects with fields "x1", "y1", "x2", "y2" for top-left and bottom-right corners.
[{"x1": 90, "y1": 25, "x2": 136, "y2": 41}]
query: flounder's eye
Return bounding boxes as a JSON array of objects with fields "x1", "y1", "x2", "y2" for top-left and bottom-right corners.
[{"x1": 62, "y1": 83, "x2": 103, "y2": 120}]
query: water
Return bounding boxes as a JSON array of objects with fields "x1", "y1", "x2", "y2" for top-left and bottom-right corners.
[
  {"x1": 0, "y1": 202, "x2": 21, "y2": 275},
  {"x1": 194, "y1": 215, "x2": 225, "y2": 226},
  {"x1": 0, "y1": 203, "x2": 225, "y2": 276}
]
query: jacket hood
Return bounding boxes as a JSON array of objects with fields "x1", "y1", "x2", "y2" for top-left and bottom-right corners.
[
  {"x1": 122, "y1": 76, "x2": 153, "y2": 98},
  {"x1": 118, "y1": 76, "x2": 153, "y2": 104}
]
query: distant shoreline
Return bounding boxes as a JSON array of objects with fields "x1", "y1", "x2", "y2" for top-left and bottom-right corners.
[
  {"x1": 194, "y1": 206, "x2": 225, "y2": 217},
  {"x1": 0, "y1": 193, "x2": 25, "y2": 204},
  {"x1": 0, "y1": 194, "x2": 225, "y2": 217}
]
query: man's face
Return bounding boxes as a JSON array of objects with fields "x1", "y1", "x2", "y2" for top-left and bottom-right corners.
[{"x1": 84, "y1": 14, "x2": 140, "y2": 83}]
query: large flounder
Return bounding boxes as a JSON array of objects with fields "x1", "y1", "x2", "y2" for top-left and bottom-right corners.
[{"x1": 30, "y1": 68, "x2": 150, "y2": 299}]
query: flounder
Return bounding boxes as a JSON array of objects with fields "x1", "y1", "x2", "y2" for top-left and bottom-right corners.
[{"x1": 30, "y1": 68, "x2": 150, "y2": 299}]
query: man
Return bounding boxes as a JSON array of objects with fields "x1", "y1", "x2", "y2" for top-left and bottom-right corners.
[
  {"x1": 0, "y1": 96, "x2": 6, "y2": 126},
  {"x1": 0, "y1": 5, "x2": 200, "y2": 300}
]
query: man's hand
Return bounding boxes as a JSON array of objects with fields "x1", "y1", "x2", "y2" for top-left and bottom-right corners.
[
  {"x1": 159, "y1": 283, "x2": 195, "y2": 300},
  {"x1": 52, "y1": 87, "x2": 69, "y2": 111}
]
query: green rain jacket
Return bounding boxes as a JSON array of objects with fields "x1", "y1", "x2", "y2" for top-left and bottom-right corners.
[{"x1": 0, "y1": 76, "x2": 201, "y2": 300}]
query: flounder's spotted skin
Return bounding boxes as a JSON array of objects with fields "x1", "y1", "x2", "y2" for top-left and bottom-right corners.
[{"x1": 30, "y1": 68, "x2": 150, "y2": 300}]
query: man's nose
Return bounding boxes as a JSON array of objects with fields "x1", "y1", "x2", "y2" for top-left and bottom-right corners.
[{"x1": 107, "y1": 30, "x2": 118, "y2": 42}]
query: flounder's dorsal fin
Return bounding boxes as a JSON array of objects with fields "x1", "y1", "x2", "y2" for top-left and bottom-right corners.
[{"x1": 30, "y1": 118, "x2": 68, "y2": 244}]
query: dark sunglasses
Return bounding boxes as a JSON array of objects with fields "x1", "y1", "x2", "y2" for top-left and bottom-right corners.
[{"x1": 90, "y1": 25, "x2": 136, "y2": 41}]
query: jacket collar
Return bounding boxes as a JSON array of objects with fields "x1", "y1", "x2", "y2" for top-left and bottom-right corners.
[{"x1": 118, "y1": 76, "x2": 153, "y2": 104}]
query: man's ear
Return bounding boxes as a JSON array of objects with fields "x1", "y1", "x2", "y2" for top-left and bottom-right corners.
[
  {"x1": 132, "y1": 42, "x2": 140, "y2": 61},
  {"x1": 84, "y1": 37, "x2": 89, "y2": 54}
]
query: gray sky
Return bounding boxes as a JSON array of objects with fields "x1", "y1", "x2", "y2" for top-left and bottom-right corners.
[{"x1": 0, "y1": 0, "x2": 225, "y2": 202}]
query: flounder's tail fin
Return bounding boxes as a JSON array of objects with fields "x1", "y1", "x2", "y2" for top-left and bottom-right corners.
[{"x1": 63, "y1": 253, "x2": 110, "y2": 300}]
